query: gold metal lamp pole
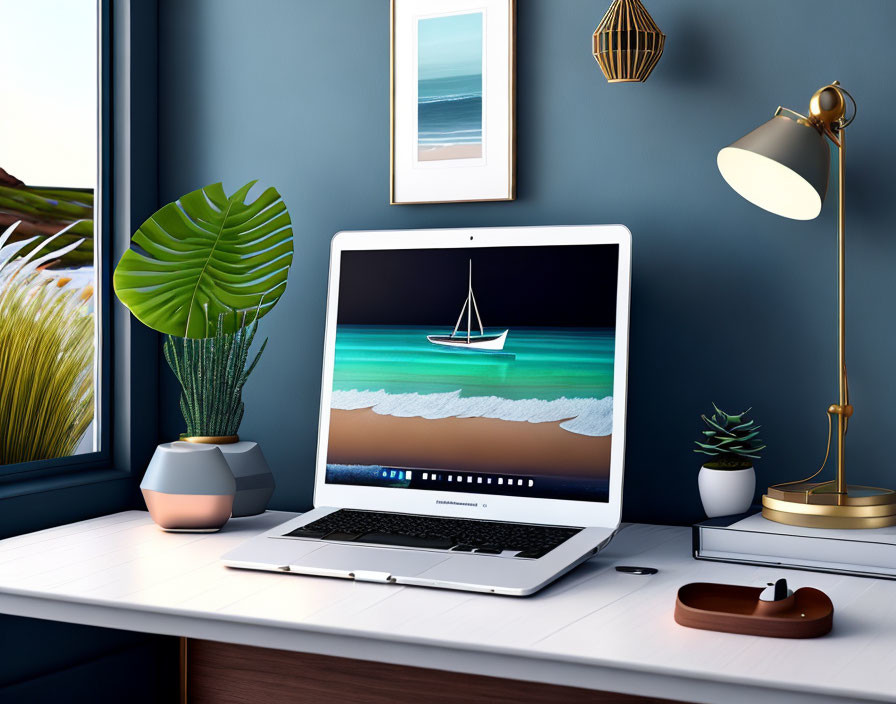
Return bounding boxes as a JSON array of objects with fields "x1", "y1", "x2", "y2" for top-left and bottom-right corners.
[{"x1": 718, "y1": 83, "x2": 896, "y2": 529}]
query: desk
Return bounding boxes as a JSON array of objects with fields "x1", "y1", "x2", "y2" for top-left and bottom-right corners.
[{"x1": 0, "y1": 511, "x2": 892, "y2": 703}]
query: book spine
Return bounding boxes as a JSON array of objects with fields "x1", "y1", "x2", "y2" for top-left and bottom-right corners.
[{"x1": 695, "y1": 525, "x2": 896, "y2": 580}]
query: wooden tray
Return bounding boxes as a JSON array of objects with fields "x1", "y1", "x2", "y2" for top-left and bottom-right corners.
[{"x1": 674, "y1": 582, "x2": 833, "y2": 638}]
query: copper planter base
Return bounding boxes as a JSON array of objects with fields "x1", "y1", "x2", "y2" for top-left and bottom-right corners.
[{"x1": 142, "y1": 489, "x2": 234, "y2": 533}]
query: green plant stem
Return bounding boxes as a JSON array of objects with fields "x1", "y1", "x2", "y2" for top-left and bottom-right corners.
[{"x1": 164, "y1": 315, "x2": 266, "y2": 437}]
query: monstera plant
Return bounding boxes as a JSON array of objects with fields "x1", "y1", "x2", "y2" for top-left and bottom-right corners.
[{"x1": 113, "y1": 181, "x2": 293, "y2": 439}]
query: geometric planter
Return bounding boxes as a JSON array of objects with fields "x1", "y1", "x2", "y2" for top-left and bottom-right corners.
[
  {"x1": 141, "y1": 442, "x2": 236, "y2": 532},
  {"x1": 215, "y1": 441, "x2": 276, "y2": 518}
]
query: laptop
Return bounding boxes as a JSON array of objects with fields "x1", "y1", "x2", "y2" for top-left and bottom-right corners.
[{"x1": 223, "y1": 225, "x2": 632, "y2": 596}]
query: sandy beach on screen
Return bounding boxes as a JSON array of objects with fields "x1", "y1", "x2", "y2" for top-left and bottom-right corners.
[
  {"x1": 327, "y1": 408, "x2": 611, "y2": 477},
  {"x1": 418, "y1": 144, "x2": 482, "y2": 161}
]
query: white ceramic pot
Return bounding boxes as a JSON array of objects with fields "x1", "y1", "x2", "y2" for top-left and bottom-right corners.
[{"x1": 698, "y1": 465, "x2": 756, "y2": 518}]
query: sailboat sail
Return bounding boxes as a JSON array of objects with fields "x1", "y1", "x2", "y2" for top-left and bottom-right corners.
[{"x1": 427, "y1": 260, "x2": 509, "y2": 351}]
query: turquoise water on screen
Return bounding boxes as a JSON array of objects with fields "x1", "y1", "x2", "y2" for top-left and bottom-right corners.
[{"x1": 332, "y1": 325, "x2": 614, "y2": 401}]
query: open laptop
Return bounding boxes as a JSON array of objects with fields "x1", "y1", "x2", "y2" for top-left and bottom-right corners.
[{"x1": 223, "y1": 225, "x2": 631, "y2": 596}]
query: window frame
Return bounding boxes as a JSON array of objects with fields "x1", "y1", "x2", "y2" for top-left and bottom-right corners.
[{"x1": 0, "y1": 0, "x2": 159, "y2": 537}]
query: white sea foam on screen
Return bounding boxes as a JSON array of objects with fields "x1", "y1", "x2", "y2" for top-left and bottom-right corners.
[{"x1": 330, "y1": 389, "x2": 613, "y2": 437}]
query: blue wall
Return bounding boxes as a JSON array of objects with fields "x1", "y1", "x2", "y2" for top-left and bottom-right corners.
[{"x1": 158, "y1": 0, "x2": 896, "y2": 525}]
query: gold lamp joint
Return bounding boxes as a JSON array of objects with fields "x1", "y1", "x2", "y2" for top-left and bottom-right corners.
[{"x1": 827, "y1": 404, "x2": 853, "y2": 418}]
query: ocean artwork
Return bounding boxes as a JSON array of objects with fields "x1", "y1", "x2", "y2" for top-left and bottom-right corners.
[
  {"x1": 392, "y1": 0, "x2": 513, "y2": 203},
  {"x1": 417, "y1": 12, "x2": 483, "y2": 162}
]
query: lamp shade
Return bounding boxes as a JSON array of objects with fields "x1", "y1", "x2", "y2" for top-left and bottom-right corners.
[{"x1": 717, "y1": 115, "x2": 830, "y2": 220}]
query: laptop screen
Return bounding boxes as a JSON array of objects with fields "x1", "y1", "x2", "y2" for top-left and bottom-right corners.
[{"x1": 325, "y1": 244, "x2": 618, "y2": 503}]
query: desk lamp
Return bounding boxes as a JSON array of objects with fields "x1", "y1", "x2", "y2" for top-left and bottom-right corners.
[{"x1": 717, "y1": 82, "x2": 896, "y2": 529}]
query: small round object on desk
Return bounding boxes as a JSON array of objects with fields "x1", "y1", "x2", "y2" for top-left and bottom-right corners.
[{"x1": 615, "y1": 565, "x2": 658, "y2": 575}]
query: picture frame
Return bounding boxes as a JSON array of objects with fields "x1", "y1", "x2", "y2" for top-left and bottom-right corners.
[{"x1": 390, "y1": 0, "x2": 516, "y2": 205}]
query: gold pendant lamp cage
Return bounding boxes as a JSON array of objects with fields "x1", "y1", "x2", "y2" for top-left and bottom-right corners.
[{"x1": 593, "y1": 0, "x2": 665, "y2": 83}]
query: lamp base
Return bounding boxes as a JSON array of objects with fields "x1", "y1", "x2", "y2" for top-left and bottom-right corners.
[{"x1": 762, "y1": 480, "x2": 896, "y2": 529}]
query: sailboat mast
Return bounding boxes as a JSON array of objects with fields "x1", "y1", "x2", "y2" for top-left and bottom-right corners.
[
  {"x1": 467, "y1": 259, "x2": 472, "y2": 343},
  {"x1": 470, "y1": 288, "x2": 484, "y2": 334},
  {"x1": 450, "y1": 299, "x2": 466, "y2": 338}
]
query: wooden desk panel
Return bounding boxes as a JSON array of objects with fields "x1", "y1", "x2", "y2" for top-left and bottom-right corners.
[{"x1": 187, "y1": 639, "x2": 679, "y2": 704}]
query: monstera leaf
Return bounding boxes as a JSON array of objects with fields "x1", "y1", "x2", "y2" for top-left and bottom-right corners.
[{"x1": 113, "y1": 181, "x2": 293, "y2": 338}]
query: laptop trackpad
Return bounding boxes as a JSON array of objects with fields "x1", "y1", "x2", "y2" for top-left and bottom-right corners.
[{"x1": 293, "y1": 544, "x2": 449, "y2": 576}]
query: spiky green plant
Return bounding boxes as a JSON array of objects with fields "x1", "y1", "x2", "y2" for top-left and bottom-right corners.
[
  {"x1": 163, "y1": 315, "x2": 267, "y2": 437},
  {"x1": 0, "y1": 222, "x2": 94, "y2": 464},
  {"x1": 695, "y1": 403, "x2": 765, "y2": 470}
]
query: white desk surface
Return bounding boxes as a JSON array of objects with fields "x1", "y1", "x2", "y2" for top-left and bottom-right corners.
[{"x1": 0, "y1": 511, "x2": 893, "y2": 704}]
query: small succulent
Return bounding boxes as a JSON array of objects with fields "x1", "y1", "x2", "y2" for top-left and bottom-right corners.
[{"x1": 695, "y1": 404, "x2": 765, "y2": 470}]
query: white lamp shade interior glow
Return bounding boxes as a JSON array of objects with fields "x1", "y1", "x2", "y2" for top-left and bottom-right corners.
[{"x1": 718, "y1": 147, "x2": 823, "y2": 221}]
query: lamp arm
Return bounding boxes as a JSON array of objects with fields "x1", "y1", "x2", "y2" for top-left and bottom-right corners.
[
  {"x1": 774, "y1": 106, "x2": 809, "y2": 122},
  {"x1": 832, "y1": 123, "x2": 849, "y2": 496},
  {"x1": 837, "y1": 86, "x2": 858, "y2": 129}
]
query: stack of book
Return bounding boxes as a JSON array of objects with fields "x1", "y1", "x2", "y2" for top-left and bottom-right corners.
[{"x1": 693, "y1": 510, "x2": 896, "y2": 579}]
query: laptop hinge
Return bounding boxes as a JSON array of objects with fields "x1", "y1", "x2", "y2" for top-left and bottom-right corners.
[{"x1": 350, "y1": 570, "x2": 396, "y2": 584}]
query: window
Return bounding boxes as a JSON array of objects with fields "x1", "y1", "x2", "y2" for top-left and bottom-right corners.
[{"x1": 0, "y1": 0, "x2": 106, "y2": 473}]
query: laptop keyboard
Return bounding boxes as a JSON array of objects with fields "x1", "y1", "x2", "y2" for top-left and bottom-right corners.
[{"x1": 283, "y1": 509, "x2": 582, "y2": 559}]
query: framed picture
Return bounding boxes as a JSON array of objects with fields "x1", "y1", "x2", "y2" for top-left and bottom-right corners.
[{"x1": 391, "y1": 0, "x2": 516, "y2": 204}]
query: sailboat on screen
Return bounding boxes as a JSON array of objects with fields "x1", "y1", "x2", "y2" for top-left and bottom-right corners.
[{"x1": 427, "y1": 259, "x2": 509, "y2": 351}]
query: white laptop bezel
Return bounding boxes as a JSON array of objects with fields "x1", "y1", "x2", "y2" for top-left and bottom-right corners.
[{"x1": 313, "y1": 225, "x2": 631, "y2": 529}]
